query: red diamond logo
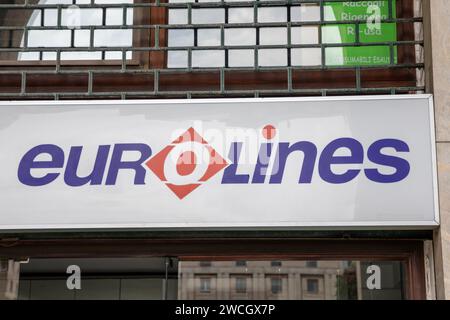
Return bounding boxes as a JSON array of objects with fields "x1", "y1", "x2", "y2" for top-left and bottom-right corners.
[{"x1": 145, "y1": 127, "x2": 229, "y2": 199}]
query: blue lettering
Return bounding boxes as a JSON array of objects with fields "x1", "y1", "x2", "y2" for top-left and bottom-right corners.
[
  {"x1": 18, "y1": 144, "x2": 64, "y2": 186},
  {"x1": 105, "y1": 143, "x2": 152, "y2": 185},
  {"x1": 365, "y1": 139, "x2": 410, "y2": 183},
  {"x1": 269, "y1": 142, "x2": 317, "y2": 184},
  {"x1": 319, "y1": 138, "x2": 364, "y2": 184},
  {"x1": 64, "y1": 145, "x2": 110, "y2": 187},
  {"x1": 222, "y1": 142, "x2": 249, "y2": 184}
]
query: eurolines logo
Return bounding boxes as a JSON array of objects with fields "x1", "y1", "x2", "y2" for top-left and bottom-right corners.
[
  {"x1": 145, "y1": 127, "x2": 230, "y2": 199},
  {"x1": 17, "y1": 124, "x2": 411, "y2": 199}
]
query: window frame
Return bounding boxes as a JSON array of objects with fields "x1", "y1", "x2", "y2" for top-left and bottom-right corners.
[
  {"x1": 306, "y1": 278, "x2": 320, "y2": 294},
  {"x1": 306, "y1": 261, "x2": 318, "y2": 268},
  {"x1": 0, "y1": 0, "x2": 151, "y2": 68},
  {"x1": 199, "y1": 277, "x2": 211, "y2": 293},
  {"x1": 0, "y1": 238, "x2": 427, "y2": 300},
  {"x1": 234, "y1": 276, "x2": 248, "y2": 294},
  {"x1": 270, "y1": 277, "x2": 283, "y2": 295},
  {"x1": 156, "y1": 0, "x2": 418, "y2": 94}
]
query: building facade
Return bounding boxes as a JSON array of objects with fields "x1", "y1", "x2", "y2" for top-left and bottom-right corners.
[{"x1": 0, "y1": 0, "x2": 449, "y2": 300}]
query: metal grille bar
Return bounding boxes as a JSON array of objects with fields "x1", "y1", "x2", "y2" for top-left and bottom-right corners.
[{"x1": 0, "y1": 0, "x2": 425, "y2": 100}]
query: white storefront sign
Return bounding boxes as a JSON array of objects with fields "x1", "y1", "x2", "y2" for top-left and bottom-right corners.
[{"x1": 0, "y1": 95, "x2": 438, "y2": 230}]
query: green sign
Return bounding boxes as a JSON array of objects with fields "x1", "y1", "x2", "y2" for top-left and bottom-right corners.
[{"x1": 323, "y1": 1, "x2": 397, "y2": 66}]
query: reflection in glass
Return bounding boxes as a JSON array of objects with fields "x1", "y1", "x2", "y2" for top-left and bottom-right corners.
[
  {"x1": 259, "y1": 28, "x2": 287, "y2": 45},
  {"x1": 228, "y1": 49, "x2": 254, "y2": 67},
  {"x1": 235, "y1": 277, "x2": 247, "y2": 293},
  {"x1": 178, "y1": 260, "x2": 407, "y2": 300},
  {"x1": 169, "y1": 9, "x2": 188, "y2": 25},
  {"x1": 228, "y1": 8, "x2": 253, "y2": 24},
  {"x1": 167, "y1": 4, "x2": 322, "y2": 68},
  {"x1": 18, "y1": 0, "x2": 133, "y2": 61},
  {"x1": 199, "y1": 278, "x2": 211, "y2": 293},
  {"x1": 291, "y1": 27, "x2": 319, "y2": 45},
  {"x1": 192, "y1": 9, "x2": 225, "y2": 24},
  {"x1": 197, "y1": 29, "x2": 221, "y2": 47},
  {"x1": 258, "y1": 49, "x2": 287, "y2": 67},
  {"x1": 271, "y1": 277, "x2": 282, "y2": 294},
  {"x1": 167, "y1": 51, "x2": 188, "y2": 68},
  {"x1": 225, "y1": 29, "x2": 256, "y2": 46},
  {"x1": 168, "y1": 29, "x2": 194, "y2": 47},
  {"x1": 15, "y1": 258, "x2": 407, "y2": 300},
  {"x1": 307, "y1": 278, "x2": 319, "y2": 294},
  {"x1": 192, "y1": 50, "x2": 224, "y2": 68},
  {"x1": 291, "y1": 48, "x2": 322, "y2": 66},
  {"x1": 258, "y1": 7, "x2": 287, "y2": 23},
  {"x1": 166, "y1": 2, "x2": 399, "y2": 68},
  {"x1": 17, "y1": 258, "x2": 178, "y2": 300},
  {"x1": 291, "y1": 4, "x2": 321, "y2": 22}
]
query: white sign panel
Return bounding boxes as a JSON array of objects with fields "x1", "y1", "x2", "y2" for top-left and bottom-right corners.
[{"x1": 0, "y1": 95, "x2": 438, "y2": 230}]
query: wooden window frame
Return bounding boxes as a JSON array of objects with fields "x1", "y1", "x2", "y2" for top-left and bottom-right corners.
[{"x1": 0, "y1": 0, "x2": 151, "y2": 68}]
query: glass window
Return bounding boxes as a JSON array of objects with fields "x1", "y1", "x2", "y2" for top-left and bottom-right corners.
[
  {"x1": 199, "y1": 261, "x2": 211, "y2": 267},
  {"x1": 271, "y1": 261, "x2": 282, "y2": 267},
  {"x1": 166, "y1": 1, "x2": 401, "y2": 68},
  {"x1": 306, "y1": 278, "x2": 319, "y2": 294},
  {"x1": 14, "y1": 258, "x2": 411, "y2": 300},
  {"x1": 17, "y1": 258, "x2": 178, "y2": 300},
  {"x1": 235, "y1": 277, "x2": 247, "y2": 293},
  {"x1": 235, "y1": 260, "x2": 247, "y2": 267},
  {"x1": 0, "y1": 0, "x2": 421, "y2": 96},
  {"x1": 199, "y1": 278, "x2": 211, "y2": 293},
  {"x1": 178, "y1": 260, "x2": 409, "y2": 300},
  {"x1": 17, "y1": 0, "x2": 134, "y2": 61},
  {"x1": 271, "y1": 278, "x2": 283, "y2": 295}
]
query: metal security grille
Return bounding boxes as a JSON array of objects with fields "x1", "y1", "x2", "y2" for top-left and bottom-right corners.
[{"x1": 0, "y1": 0, "x2": 425, "y2": 99}]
